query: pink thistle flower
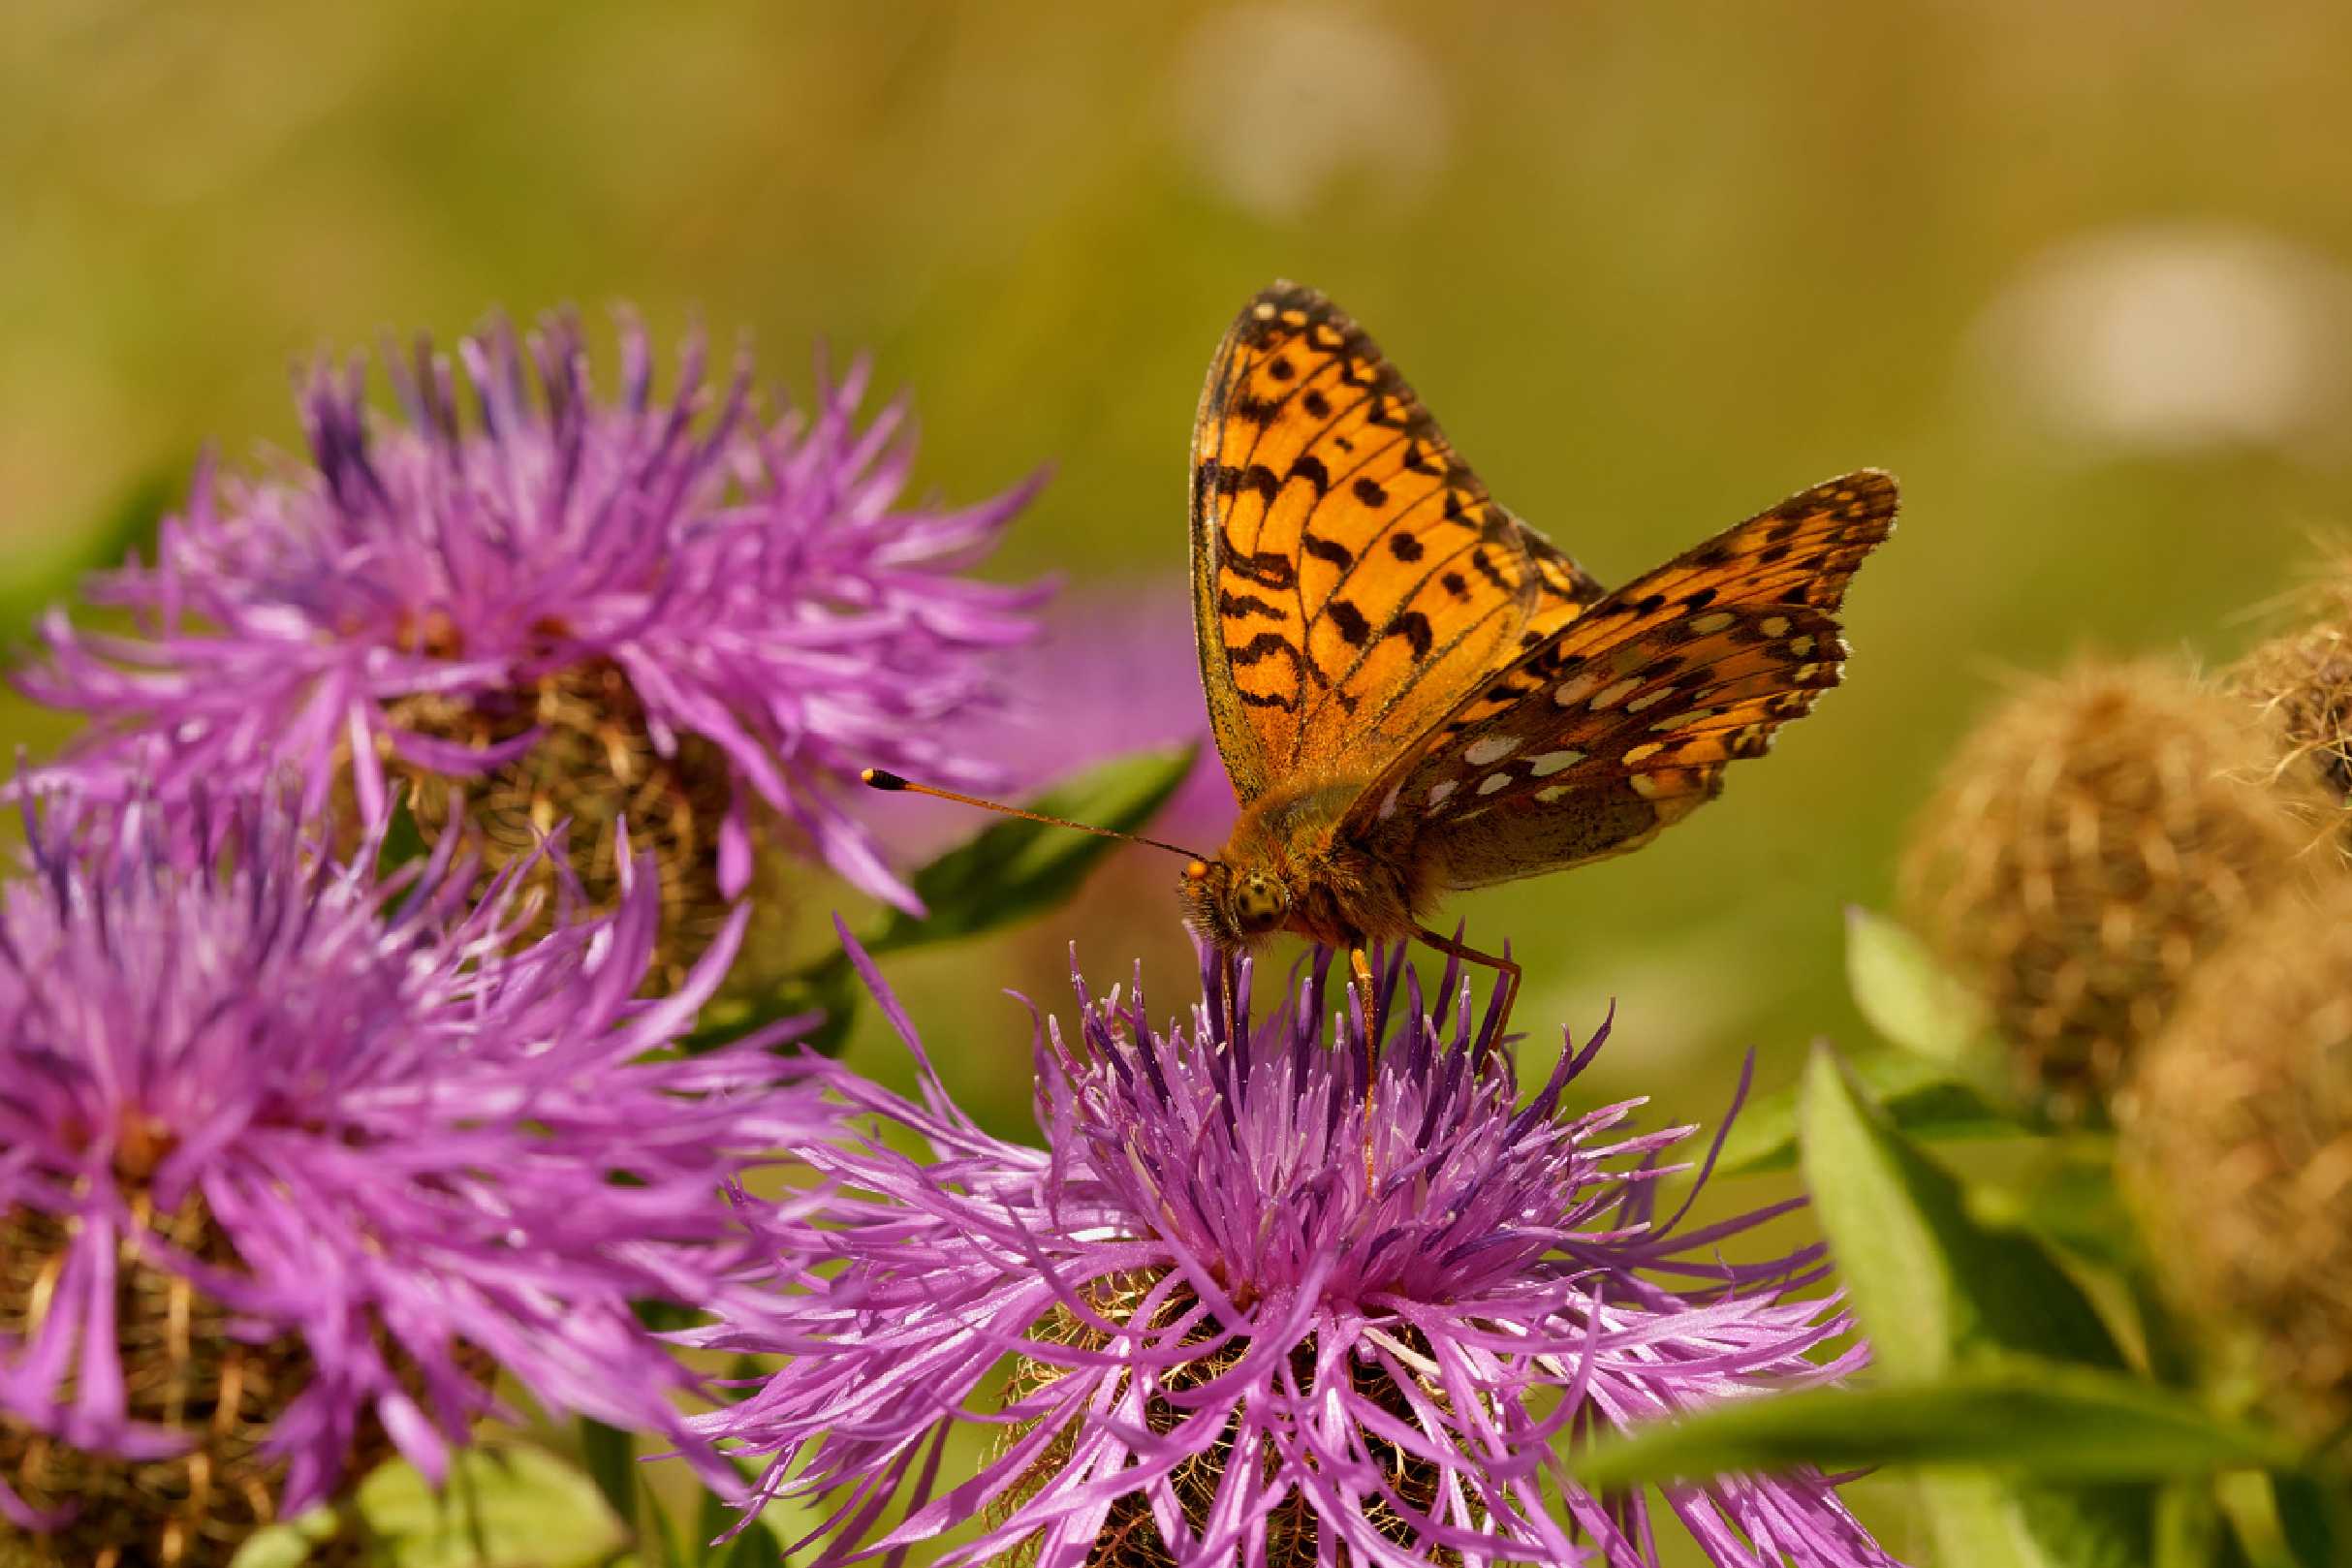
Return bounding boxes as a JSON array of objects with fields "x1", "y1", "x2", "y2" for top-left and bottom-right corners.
[
  {"x1": 0, "y1": 786, "x2": 829, "y2": 1559},
  {"x1": 692, "y1": 942, "x2": 1900, "y2": 1568}
]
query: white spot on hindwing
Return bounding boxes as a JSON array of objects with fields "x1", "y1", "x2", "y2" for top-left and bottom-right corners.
[
  {"x1": 1477, "y1": 772, "x2": 1513, "y2": 796},
  {"x1": 1527, "y1": 748, "x2": 1585, "y2": 776},
  {"x1": 1590, "y1": 676, "x2": 1643, "y2": 709},
  {"x1": 1552, "y1": 673, "x2": 1603, "y2": 706},
  {"x1": 1427, "y1": 779, "x2": 1458, "y2": 806},
  {"x1": 1688, "y1": 611, "x2": 1736, "y2": 635},
  {"x1": 1462, "y1": 735, "x2": 1521, "y2": 766}
]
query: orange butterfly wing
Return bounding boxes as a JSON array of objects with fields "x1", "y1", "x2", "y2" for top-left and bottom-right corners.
[
  {"x1": 1346, "y1": 470, "x2": 1898, "y2": 888},
  {"x1": 1190, "y1": 283, "x2": 1603, "y2": 803}
]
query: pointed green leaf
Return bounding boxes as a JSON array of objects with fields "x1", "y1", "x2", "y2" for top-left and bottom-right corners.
[
  {"x1": 863, "y1": 744, "x2": 1199, "y2": 955},
  {"x1": 1845, "y1": 906, "x2": 1994, "y2": 1066},
  {"x1": 226, "y1": 1509, "x2": 342, "y2": 1568},
  {"x1": 2275, "y1": 1472, "x2": 2352, "y2": 1568},
  {"x1": 1800, "y1": 1046, "x2": 2167, "y2": 1565},
  {"x1": 1799, "y1": 1044, "x2": 2124, "y2": 1380},
  {"x1": 1569, "y1": 1366, "x2": 2296, "y2": 1490},
  {"x1": 352, "y1": 1443, "x2": 624, "y2": 1568},
  {"x1": 687, "y1": 747, "x2": 1197, "y2": 1056},
  {"x1": 373, "y1": 793, "x2": 435, "y2": 885},
  {"x1": 719, "y1": 1524, "x2": 786, "y2": 1567},
  {"x1": 580, "y1": 1418, "x2": 640, "y2": 1531},
  {"x1": 1717, "y1": 1048, "x2": 2021, "y2": 1175},
  {"x1": 683, "y1": 942, "x2": 857, "y2": 1057},
  {"x1": 692, "y1": 1482, "x2": 738, "y2": 1565},
  {"x1": 640, "y1": 1480, "x2": 688, "y2": 1568}
]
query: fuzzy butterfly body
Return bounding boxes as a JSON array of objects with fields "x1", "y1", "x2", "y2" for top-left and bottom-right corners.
[{"x1": 1177, "y1": 282, "x2": 1897, "y2": 992}]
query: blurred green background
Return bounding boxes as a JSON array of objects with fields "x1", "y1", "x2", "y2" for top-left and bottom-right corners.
[{"x1": 9, "y1": 3, "x2": 2352, "y2": 1560}]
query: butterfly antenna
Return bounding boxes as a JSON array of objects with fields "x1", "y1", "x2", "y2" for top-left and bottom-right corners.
[{"x1": 861, "y1": 768, "x2": 1209, "y2": 862}]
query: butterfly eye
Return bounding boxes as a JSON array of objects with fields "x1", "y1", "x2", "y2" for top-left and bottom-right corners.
[{"x1": 1231, "y1": 873, "x2": 1289, "y2": 933}]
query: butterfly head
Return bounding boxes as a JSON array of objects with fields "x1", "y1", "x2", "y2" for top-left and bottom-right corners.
[{"x1": 1178, "y1": 857, "x2": 1292, "y2": 949}]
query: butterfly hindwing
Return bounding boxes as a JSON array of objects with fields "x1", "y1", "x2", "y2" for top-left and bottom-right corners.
[
  {"x1": 1348, "y1": 470, "x2": 1898, "y2": 889},
  {"x1": 1190, "y1": 283, "x2": 1604, "y2": 802}
]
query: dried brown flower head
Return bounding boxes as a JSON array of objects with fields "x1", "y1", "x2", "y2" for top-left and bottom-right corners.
[
  {"x1": 2122, "y1": 872, "x2": 2352, "y2": 1443},
  {"x1": 1904, "y1": 658, "x2": 2321, "y2": 1119}
]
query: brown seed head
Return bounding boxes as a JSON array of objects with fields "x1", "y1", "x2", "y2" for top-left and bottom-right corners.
[
  {"x1": 988, "y1": 1270, "x2": 1463, "y2": 1567},
  {"x1": 369, "y1": 658, "x2": 770, "y2": 995},
  {"x1": 2121, "y1": 872, "x2": 2352, "y2": 1443},
  {"x1": 1902, "y1": 657, "x2": 2323, "y2": 1121},
  {"x1": 2227, "y1": 546, "x2": 2352, "y2": 829},
  {"x1": 0, "y1": 1193, "x2": 492, "y2": 1568}
]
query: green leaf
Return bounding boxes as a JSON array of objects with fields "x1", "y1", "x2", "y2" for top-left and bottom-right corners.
[
  {"x1": 355, "y1": 1443, "x2": 625, "y2": 1568},
  {"x1": 226, "y1": 1507, "x2": 343, "y2": 1568},
  {"x1": 692, "y1": 1483, "x2": 738, "y2": 1565},
  {"x1": 683, "y1": 942, "x2": 858, "y2": 1057},
  {"x1": 580, "y1": 1418, "x2": 640, "y2": 1533},
  {"x1": 373, "y1": 794, "x2": 435, "y2": 885},
  {"x1": 1716, "y1": 1048, "x2": 2021, "y2": 1175},
  {"x1": 1569, "y1": 1365, "x2": 2297, "y2": 1489},
  {"x1": 716, "y1": 1520, "x2": 789, "y2": 1568},
  {"x1": 2274, "y1": 1471, "x2": 2352, "y2": 1568},
  {"x1": 686, "y1": 746, "x2": 1197, "y2": 1056},
  {"x1": 638, "y1": 1482, "x2": 688, "y2": 1568},
  {"x1": 1800, "y1": 1045, "x2": 2162, "y2": 1565},
  {"x1": 1798, "y1": 1044, "x2": 2124, "y2": 1381},
  {"x1": 863, "y1": 744, "x2": 1199, "y2": 955},
  {"x1": 1845, "y1": 906, "x2": 1994, "y2": 1066}
]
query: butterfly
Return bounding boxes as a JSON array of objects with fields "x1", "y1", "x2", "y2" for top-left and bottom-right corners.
[{"x1": 1171, "y1": 281, "x2": 1897, "y2": 1014}]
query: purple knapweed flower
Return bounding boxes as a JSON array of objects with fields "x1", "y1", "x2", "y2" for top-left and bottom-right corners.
[
  {"x1": 16, "y1": 313, "x2": 1044, "y2": 987},
  {"x1": 691, "y1": 941, "x2": 1900, "y2": 1568},
  {"x1": 0, "y1": 786, "x2": 829, "y2": 1562}
]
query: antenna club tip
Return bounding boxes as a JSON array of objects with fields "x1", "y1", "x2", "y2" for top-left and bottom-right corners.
[{"x1": 861, "y1": 768, "x2": 908, "y2": 791}]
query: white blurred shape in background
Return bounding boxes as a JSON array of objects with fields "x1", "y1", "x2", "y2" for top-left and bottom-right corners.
[
  {"x1": 1972, "y1": 221, "x2": 2352, "y2": 460},
  {"x1": 1165, "y1": 2, "x2": 1451, "y2": 220}
]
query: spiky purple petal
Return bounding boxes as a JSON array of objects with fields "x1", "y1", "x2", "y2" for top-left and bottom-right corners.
[
  {"x1": 16, "y1": 314, "x2": 1045, "y2": 911},
  {"x1": 692, "y1": 938, "x2": 1900, "y2": 1568},
  {"x1": 0, "y1": 787, "x2": 831, "y2": 1520}
]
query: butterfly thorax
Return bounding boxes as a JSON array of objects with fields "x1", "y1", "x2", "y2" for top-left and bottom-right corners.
[{"x1": 1178, "y1": 779, "x2": 1431, "y2": 954}]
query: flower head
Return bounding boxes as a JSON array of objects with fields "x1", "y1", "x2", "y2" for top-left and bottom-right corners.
[
  {"x1": 1902, "y1": 657, "x2": 2320, "y2": 1120},
  {"x1": 695, "y1": 942, "x2": 1897, "y2": 1567},
  {"x1": 0, "y1": 786, "x2": 828, "y2": 1561},
  {"x1": 18, "y1": 313, "x2": 1044, "y2": 986},
  {"x1": 2124, "y1": 870, "x2": 2352, "y2": 1443}
]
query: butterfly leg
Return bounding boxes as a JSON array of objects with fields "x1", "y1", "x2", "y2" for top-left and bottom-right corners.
[
  {"x1": 1347, "y1": 945, "x2": 1378, "y2": 1087},
  {"x1": 1413, "y1": 925, "x2": 1521, "y2": 1040}
]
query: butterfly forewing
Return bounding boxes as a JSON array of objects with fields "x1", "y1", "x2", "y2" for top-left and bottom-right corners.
[
  {"x1": 1190, "y1": 283, "x2": 1604, "y2": 802},
  {"x1": 1349, "y1": 470, "x2": 1898, "y2": 889}
]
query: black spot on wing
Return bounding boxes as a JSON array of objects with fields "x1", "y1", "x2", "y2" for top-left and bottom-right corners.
[
  {"x1": 1226, "y1": 633, "x2": 1299, "y2": 670},
  {"x1": 1302, "y1": 533, "x2": 1355, "y2": 568},
  {"x1": 1388, "y1": 611, "x2": 1434, "y2": 658},
  {"x1": 1219, "y1": 590, "x2": 1283, "y2": 620}
]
